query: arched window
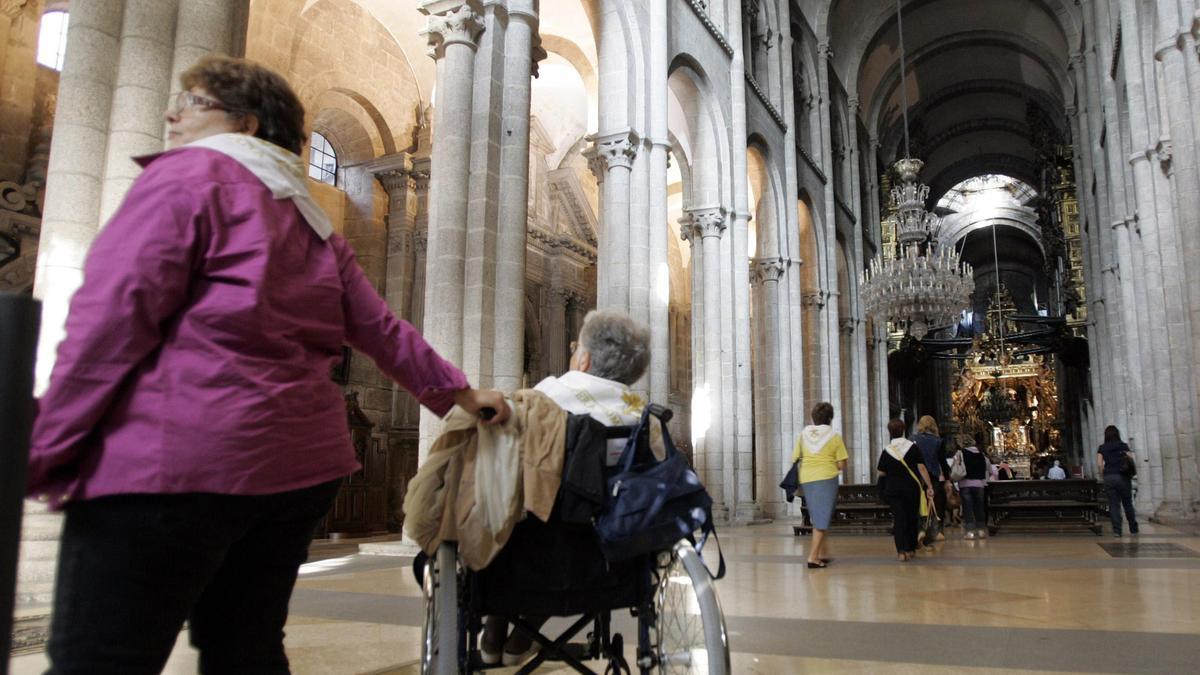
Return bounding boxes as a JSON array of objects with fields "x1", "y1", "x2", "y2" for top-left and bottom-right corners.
[
  {"x1": 37, "y1": 11, "x2": 69, "y2": 71},
  {"x1": 308, "y1": 131, "x2": 338, "y2": 186}
]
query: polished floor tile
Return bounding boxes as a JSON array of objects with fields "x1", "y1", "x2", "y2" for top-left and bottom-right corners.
[{"x1": 10, "y1": 522, "x2": 1200, "y2": 673}]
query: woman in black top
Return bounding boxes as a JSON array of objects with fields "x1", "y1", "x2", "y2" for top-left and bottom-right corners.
[
  {"x1": 877, "y1": 419, "x2": 936, "y2": 561},
  {"x1": 1097, "y1": 425, "x2": 1138, "y2": 536}
]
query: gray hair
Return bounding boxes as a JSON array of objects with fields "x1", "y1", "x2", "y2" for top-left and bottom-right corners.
[{"x1": 578, "y1": 309, "x2": 650, "y2": 385}]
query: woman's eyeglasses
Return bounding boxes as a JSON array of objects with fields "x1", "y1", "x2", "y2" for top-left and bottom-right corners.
[{"x1": 167, "y1": 91, "x2": 241, "y2": 115}]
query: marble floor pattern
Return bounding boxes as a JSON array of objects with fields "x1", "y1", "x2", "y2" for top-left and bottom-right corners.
[{"x1": 10, "y1": 521, "x2": 1200, "y2": 674}]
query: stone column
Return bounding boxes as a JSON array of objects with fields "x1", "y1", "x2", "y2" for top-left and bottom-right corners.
[
  {"x1": 1081, "y1": 31, "x2": 1130, "y2": 441},
  {"x1": 752, "y1": 256, "x2": 786, "y2": 517},
  {"x1": 815, "y1": 41, "x2": 840, "y2": 413},
  {"x1": 845, "y1": 96, "x2": 871, "y2": 469},
  {"x1": 1121, "y1": 1, "x2": 1194, "y2": 520},
  {"x1": 1156, "y1": 1, "x2": 1200, "y2": 491},
  {"x1": 688, "y1": 206, "x2": 726, "y2": 514},
  {"x1": 97, "y1": 0, "x2": 179, "y2": 224},
  {"x1": 776, "y1": 13, "x2": 803, "y2": 471},
  {"x1": 680, "y1": 216, "x2": 706, "y2": 479},
  {"x1": 418, "y1": 0, "x2": 483, "y2": 458},
  {"x1": 543, "y1": 287, "x2": 570, "y2": 376},
  {"x1": 32, "y1": 0, "x2": 123, "y2": 395},
  {"x1": 585, "y1": 130, "x2": 638, "y2": 310},
  {"x1": 728, "y1": 1, "x2": 757, "y2": 521},
  {"x1": 872, "y1": 319, "x2": 890, "y2": 456},
  {"x1": 167, "y1": 0, "x2": 242, "y2": 102},
  {"x1": 491, "y1": 0, "x2": 539, "y2": 392},
  {"x1": 647, "y1": 0, "x2": 670, "y2": 408}
]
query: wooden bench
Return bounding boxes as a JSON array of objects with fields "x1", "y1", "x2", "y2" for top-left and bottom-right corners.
[
  {"x1": 792, "y1": 483, "x2": 892, "y2": 536},
  {"x1": 791, "y1": 480, "x2": 1105, "y2": 536},
  {"x1": 986, "y1": 479, "x2": 1103, "y2": 535}
]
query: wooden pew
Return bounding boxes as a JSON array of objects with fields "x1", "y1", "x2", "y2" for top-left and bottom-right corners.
[
  {"x1": 791, "y1": 479, "x2": 1104, "y2": 536},
  {"x1": 793, "y1": 483, "x2": 892, "y2": 536},
  {"x1": 986, "y1": 479, "x2": 1103, "y2": 535}
]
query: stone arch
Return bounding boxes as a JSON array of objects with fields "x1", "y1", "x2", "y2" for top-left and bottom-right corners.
[{"x1": 668, "y1": 56, "x2": 731, "y2": 212}]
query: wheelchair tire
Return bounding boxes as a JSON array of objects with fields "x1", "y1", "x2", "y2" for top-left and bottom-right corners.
[
  {"x1": 421, "y1": 542, "x2": 461, "y2": 675},
  {"x1": 651, "y1": 540, "x2": 730, "y2": 674}
]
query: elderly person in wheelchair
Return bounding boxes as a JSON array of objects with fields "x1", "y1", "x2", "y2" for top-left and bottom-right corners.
[{"x1": 481, "y1": 309, "x2": 654, "y2": 665}]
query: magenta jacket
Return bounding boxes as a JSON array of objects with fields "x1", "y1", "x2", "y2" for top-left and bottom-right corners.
[{"x1": 27, "y1": 147, "x2": 468, "y2": 507}]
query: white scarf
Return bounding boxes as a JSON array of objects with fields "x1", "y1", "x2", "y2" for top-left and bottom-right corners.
[
  {"x1": 800, "y1": 425, "x2": 836, "y2": 455},
  {"x1": 534, "y1": 370, "x2": 646, "y2": 465},
  {"x1": 186, "y1": 133, "x2": 333, "y2": 240},
  {"x1": 885, "y1": 437, "x2": 915, "y2": 462}
]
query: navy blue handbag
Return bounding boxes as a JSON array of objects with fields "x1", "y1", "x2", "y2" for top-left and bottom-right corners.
[{"x1": 594, "y1": 406, "x2": 722, "y2": 576}]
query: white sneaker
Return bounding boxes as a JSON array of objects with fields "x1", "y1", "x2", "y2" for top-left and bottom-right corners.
[
  {"x1": 964, "y1": 531, "x2": 977, "y2": 540},
  {"x1": 976, "y1": 529, "x2": 988, "y2": 539}
]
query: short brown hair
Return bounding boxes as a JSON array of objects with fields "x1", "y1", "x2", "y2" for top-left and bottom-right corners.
[
  {"x1": 887, "y1": 418, "x2": 906, "y2": 439},
  {"x1": 811, "y1": 401, "x2": 834, "y2": 425},
  {"x1": 181, "y1": 55, "x2": 306, "y2": 155}
]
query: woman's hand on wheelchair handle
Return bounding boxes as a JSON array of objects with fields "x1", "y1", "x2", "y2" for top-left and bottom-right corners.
[{"x1": 455, "y1": 387, "x2": 511, "y2": 425}]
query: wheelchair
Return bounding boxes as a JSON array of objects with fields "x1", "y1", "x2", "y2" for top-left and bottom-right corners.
[{"x1": 416, "y1": 408, "x2": 730, "y2": 674}]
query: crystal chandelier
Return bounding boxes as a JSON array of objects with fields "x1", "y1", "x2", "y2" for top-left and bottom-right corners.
[{"x1": 859, "y1": 1, "x2": 973, "y2": 339}]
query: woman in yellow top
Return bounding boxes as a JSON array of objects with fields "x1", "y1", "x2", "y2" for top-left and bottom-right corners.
[{"x1": 792, "y1": 401, "x2": 849, "y2": 568}]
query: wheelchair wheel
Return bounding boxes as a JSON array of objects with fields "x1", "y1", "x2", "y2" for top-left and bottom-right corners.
[
  {"x1": 651, "y1": 540, "x2": 730, "y2": 674},
  {"x1": 421, "y1": 542, "x2": 462, "y2": 675}
]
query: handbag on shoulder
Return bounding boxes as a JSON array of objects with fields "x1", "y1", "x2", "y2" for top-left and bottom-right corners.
[
  {"x1": 1119, "y1": 451, "x2": 1137, "y2": 478},
  {"x1": 779, "y1": 460, "x2": 800, "y2": 503},
  {"x1": 949, "y1": 450, "x2": 967, "y2": 482}
]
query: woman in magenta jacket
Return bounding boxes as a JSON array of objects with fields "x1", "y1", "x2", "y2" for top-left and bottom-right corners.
[{"x1": 27, "y1": 55, "x2": 508, "y2": 673}]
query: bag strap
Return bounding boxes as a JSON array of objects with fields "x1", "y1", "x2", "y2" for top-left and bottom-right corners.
[
  {"x1": 616, "y1": 405, "x2": 676, "y2": 472},
  {"x1": 897, "y1": 455, "x2": 929, "y2": 517},
  {"x1": 693, "y1": 519, "x2": 726, "y2": 580}
]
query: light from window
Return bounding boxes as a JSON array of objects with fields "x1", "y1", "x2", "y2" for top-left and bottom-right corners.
[
  {"x1": 308, "y1": 131, "x2": 338, "y2": 186},
  {"x1": 37, "y1": 11, "x2": 69, "y2": 71}
]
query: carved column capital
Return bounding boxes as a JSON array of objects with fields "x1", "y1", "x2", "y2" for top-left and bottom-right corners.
[
  {"x1": 1, "y1": 0, "x2": 28, "y2": 19},
  {"x1": 419, "y1": 1, "x2": 484, "y2": 58},
  {"x1": 376, "y1": 168, "x2": 414, "y2": 196},
  {"x1": 686, "y1": 206, "x2": 727, "y2": 239},
  {"x1": 751, "y1": 256, "x2": 786, "y2": 284},
  {"x1": 839, "y1": 318, "x2": 857, "y2": 335},
  {"x1": 584, "y1": 130, "x2": 640, "y2": 172},
  {"x1": 1155, "y1": 135, "x2": 1173, "y2": 174},
  {"x1": 801, "y1": 291, "x2": 824, "y2": 309}
]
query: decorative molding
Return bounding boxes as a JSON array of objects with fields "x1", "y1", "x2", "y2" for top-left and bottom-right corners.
[
  {"x1": 839, "y1": 318, "x2": 856, "y2": 335},
  {"x1": 546, "y1": 168, "x2": 598, "y2": 247},
  {"x1": 412, "y1": 229, "x2": 428, "y2": 255},
  {"x1": 686, "y1": 0, "x2": 734, "y2": 57},
  {"x1": 798, "y1": 144, "x2": 826, "y2": 184},
  {"x1": 528, "y1": 227, "x2": 598, "y2": 262},
  {"x1": 801, "y1": 291, "x2": 825, "y2": 309},
  {"x1": 834, "y1": 193, "x2": 857, "y2": 225},
  {"x1": 1109, "y1": 23, "x2": 1122, "y2": 80},
  {"x1": 744, "y1": 73, "x2": 787, "y2": 131}
]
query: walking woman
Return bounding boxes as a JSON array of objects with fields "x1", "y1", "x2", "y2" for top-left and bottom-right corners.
[
  {"x1": 877, "y1": 419, "x2": 936, "y2": 561},
  {"x1": 793, "y1": 401, "x2": 848, "y2": 568},
  {"x1": 955, "y1": 432, "x2": 992, "y2": 539},
  {"x1": 26, "y1": 55, "x2": 508, "y2": 672},
  {"x1": 1097, "y1": 425, "x2": 1139, "y2": 536}
]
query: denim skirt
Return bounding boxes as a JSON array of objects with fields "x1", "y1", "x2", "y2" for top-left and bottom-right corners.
[{"x1": 802, "y1": 476, "x2": 838, "y2": 529}]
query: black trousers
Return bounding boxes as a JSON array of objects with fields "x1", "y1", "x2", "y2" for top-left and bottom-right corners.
[
  {"x1": 885, "y1": 492, "x2": 920, "y2": 554},
  {"x1": 46, "y1": 480, "x2": 341, "y2": 675},
  {"x1": 1103, "y1": 474, "x2": 1138, "y2": 534},
  {"x1": 960, "y1": 486, "x2": 986, "y2": 530}
]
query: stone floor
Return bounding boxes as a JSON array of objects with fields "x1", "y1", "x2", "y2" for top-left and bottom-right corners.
[{"x1": 10, "y1": 520, "x2": 1200, "y2": 673}]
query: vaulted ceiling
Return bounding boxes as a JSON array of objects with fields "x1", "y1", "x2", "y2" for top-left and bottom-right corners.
[{"x1": 826, "y1": 0, "x2": 1079, "y2": 203}]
